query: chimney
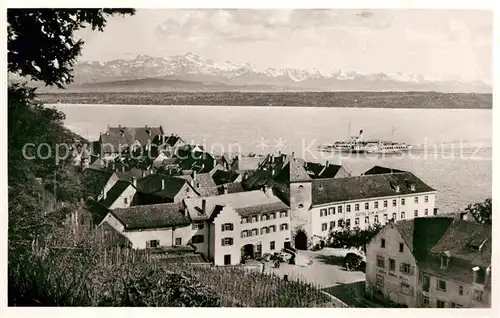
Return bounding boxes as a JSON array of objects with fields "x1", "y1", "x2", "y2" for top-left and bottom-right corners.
[
  {"x1": 460, "y1": 212, "x2": 468, "y2": 221},
  {"x1": 202, "y1": 199, "x2": 206, "y2": 214},
  {"x1": 272, "y1": 169, "x2": 275, "y2": 176},
  {"x1": 122, "y1": 165, "x2": 126, "y2": 172},
  {"x1": 291, "y1": 152, "x2": 295, "y2": 158},
  {"x1": 213, "y1": 158, "x2": 217, "y2": 168},
  {"x1": 111, "y1": 162, "x2": 115, "y2": 170},
  {"x1": 161, "y1": 179, "x2": 165, "y2": 190},
  {"x1": 118, "y1": 124, "x2": 121, "y2": 128},
  {"x1": 395, "y1": 185, "x2": 400, "y2": 193},
  {"x1": 472, "y1": 266, "x2": 480, "y2": 283},
  {"x1": 325, "y1": 160, "x2": 330, "y2": 167},
  {"x1": 223, "y1": 184, "x2": 228, "y2": 194},
  {"x1": 244, "y1": 172, "x2": 248, "y2": 180},
  {"x1": 193, "y1": 170, "x2": 197, "y2": 181},
  {"x1": 141, "y1": 170, "x2": 146, "y2": 178},
  {"x1": 264, "y1": 185, "x2": 273, "y2": 196},
  {"x1": 131, "y1": 177, "x2": 137, "y2": 187}
]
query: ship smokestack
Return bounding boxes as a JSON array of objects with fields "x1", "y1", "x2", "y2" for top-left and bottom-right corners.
[{"x1": 358, "y1": 130, "x2": 364, "y2": 142}]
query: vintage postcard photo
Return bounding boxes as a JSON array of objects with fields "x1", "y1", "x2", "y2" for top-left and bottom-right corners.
[{"x1": 5, "y1": 5, "x2": 493, "y2": 309}]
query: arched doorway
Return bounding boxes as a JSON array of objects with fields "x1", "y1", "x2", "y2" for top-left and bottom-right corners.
[
  {"x1": 294, "y1": 229, "x2": 308, "y2": 250},
  {"x1": 241, "y1": 244, "x2": 255, "y2": 261}
]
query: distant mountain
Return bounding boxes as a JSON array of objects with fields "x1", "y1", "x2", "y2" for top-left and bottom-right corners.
[{"x1": 24, "y1": 52, "x2": 492, "y2": 93}]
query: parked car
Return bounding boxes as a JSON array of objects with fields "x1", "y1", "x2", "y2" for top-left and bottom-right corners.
[{"x1": 343, "y1": 252, "x2": 366, "y2": 272}]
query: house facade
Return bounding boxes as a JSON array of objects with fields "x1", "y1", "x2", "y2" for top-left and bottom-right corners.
[
  {"x1": 100, "y1": 179, "x2": 137, "y2": 209},
  {"x1": 365, "y1": 217, "x2": 492, "y2": 308}
]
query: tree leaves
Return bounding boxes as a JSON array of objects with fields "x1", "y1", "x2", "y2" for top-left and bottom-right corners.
[{"x1": 465, "y1": 198, "x2": 492, "y2": 225}]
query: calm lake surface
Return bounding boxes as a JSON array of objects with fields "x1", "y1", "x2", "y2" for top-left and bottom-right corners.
[{"x1": 53, "y1": 104, "x2": 492, "y2": 214}]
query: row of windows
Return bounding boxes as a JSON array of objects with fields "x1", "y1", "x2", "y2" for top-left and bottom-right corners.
[
  {"x1": 321, "y1": 211, "x2": 414, "y2": 231},
  {"x1": 147, "y1": 238, "x2": 182, "y2": 248},
  {"x1": 241, "y1": 224, "x2": 289, "y2": 237},
  {"x1": 424, "y1": 297, "x2": 464, "y2": 308},
  {"x1": 241, "y1": 211, "x2": 289, "y2": 224},
  {"x1": 377, "y1": 255, "x2": 414, "y2": 275},
  {"x1": 319, "y1": 196, "x2": 430, "y2": 215}
]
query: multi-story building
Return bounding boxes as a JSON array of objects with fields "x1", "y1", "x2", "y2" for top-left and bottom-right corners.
[
  {"x1": 291, "y1": 167, "x2": 436, "y2": 247},
  {"x1": 365, "y1": 217, "x2": 491, "y2": 308},
  {"x1": 184, "y1": 187, "x2": 291, "y2": 265}
]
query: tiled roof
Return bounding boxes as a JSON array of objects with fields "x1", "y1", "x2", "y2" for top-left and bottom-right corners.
[
  {"x1": 364, "y1": 166, "x2": 406, "y2": 175},
  {"x1": 184, "y1": 189, "x2": 288, "y2": 221},
  {"x1": 212, "y1": 170, "x2": 240, "y2": 185},
  {"x1": 311, "y1": 172, "x2": 435, "y2": 206},
  {"x1": 304, "y1": 162, "x2": 348, "y2": 179},
  {"x1": 100, "y1": 180, "x2": 135, "y2": 208},
  {"x1": 233, "y1": 156, "x2": 265, "y2": 170},
  {"x1": 116, "y1": 168, "x2": 147, "y2": 181},
  {"x1": 99, "y1": 133, "x2": 129, "y2": 153},
  {"x1": 289, "y1": 157, "x2": 311, "y2": 182},
  {"x1": 112, "y1": 202, "x2": 190, "y2": 230},
  {"x1": 194, "y1": 173, "x2": 217, "y2": 188},
  {"x1": 136, "y1": 174, "x2": 188, "y2": 200},
  {"x1": 224, "y1": 182, "x2": 245, "y2": 194},
  {"x1": 108, "y1": 126, "x2": 163, "y2": 146},
  {"x1": 395, "y1": 217, "x2": 454, "y2": 255},
  {"x1": 175, "y1": 150, "x2": 215, "y2": 173},
  {"x1": 429, "y1": 219, "x2": 491, "y2": 267},
  {"x1": 235, "y1": 202, "x2": 290, "y2": 217}
]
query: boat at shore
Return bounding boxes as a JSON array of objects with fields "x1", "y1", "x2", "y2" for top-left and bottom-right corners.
[{"x1": 318, "y1": 129, "x2": 412, "y2": 154}]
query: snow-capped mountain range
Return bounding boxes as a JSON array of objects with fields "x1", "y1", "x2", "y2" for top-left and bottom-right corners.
[{"x1": 62, "y1": 52, "x2": 491, "y2": 93}]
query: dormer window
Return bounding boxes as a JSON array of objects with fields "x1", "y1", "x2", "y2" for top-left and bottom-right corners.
[
  {"x1": 440, "y1": 251, "x2": 451, "y2": 270},
  {"x1": 410, "y1": 184, "x2": 416, "y2": 191}
]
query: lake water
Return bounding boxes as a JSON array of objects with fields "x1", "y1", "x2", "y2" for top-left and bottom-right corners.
[{"x1": 53, "y1": 104, "x2": 492, "y2": 214}]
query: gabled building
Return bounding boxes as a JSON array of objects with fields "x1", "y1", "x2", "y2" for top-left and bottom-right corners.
[
  {"x1": 99, "y1": 202, "x2": 191, "y2": 249},
  {"x1": 135, "y1": 174, "x2": 199, "y2": 205},
  {"x1": 96, "y1": 125, "x2": 164, "y2": 158},
  {"x1": 99, "y1": 179, "x2": 138, "y2": 209},
  {"x1": 365, "y1": 217, "x2": 491, "y2": 308},
  {"x1": 184, "y1": 188, "x2": 291, "y2": 265}
]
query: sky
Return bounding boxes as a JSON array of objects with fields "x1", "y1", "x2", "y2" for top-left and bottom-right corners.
[{"x1": 76, "y1": 9, "x2": 492, "y2": 83}]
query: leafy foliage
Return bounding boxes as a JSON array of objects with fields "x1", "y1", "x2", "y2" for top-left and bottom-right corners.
[
  {"x1": 465, "y1": 198, "x2": 492, "y2": 225},
  {"x1": 8, "y1": 9, "x2": 135, "y2": 88},
  {"x1": 327, "y1": 224, "x2": 383, "y2": 253}
]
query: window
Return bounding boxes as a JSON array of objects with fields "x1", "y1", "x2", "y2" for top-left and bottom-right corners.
[
  {"x1": 383, "y1": 200, "x2": 388, "y2": 208},
  {"x1": 401, "y1": 211, "x2": 405, "y2": 219},
  {"x1": 241, "y1": 230, "x2": 248, "y2": 238},
  {"x1": 346, "y1": 205, "x2": 351, "y2": 212},
  {"x1": 252, "y1": 216, "x2": 258, "y2": 223},
  {"x1": 389, "y1": 258, "x2": 396, "y2": 271},
  {"x1": 425, "y1": 208, "x2": 429, "y2": 216},
  {"x1": 330, "y1": 221, "x2": 335, "y2": 229},
  {"x1": 437, "y1": 279, "x2": 446, "y2": 291},
  {"x1": 376, "y1": 275, "x2": 384, "y2": 287},
  {"x1": 338, "y1": 219, "x2": 344, "y2": 228},
  {"x1": 458, "y1": 285, "x2": 464, "y2": 296},
  {"x1": 175, "y1": 238, "x2": 182, "y2": 246},
  {"x1": 270, "y1": 241, "x2": 275, "y2": 250},
  {"x1": 401, "y1": 282, "x2": 413, "y2": 295},
  {"x1": 377, "y1": 256, "x2": 385, "y2": 268},
  {"x1": 298, "y1": 185, "x2": 304, "y2": 189},
  {"x1": 423, "y1": 296, "x2": 430, "y2": 307},
  {"x1": 392, "y1": 213, "x2": 397, "y2": 220},
  {"x1": 221, "y1": 238, "x2": 234, "y2": 246},
  {"x1": 384, "y1": 214, "x2": 388, "y2": 222},
  {"x1": 365, "y1": 216, "x2": 369, "y2": 224},
  {"x1": 329, "y1": 207, "x2": 335, "y2": 215},
  {"x1": 221, "y1": 223, "x2": 234, "y2": 231},
  {"x1": 436, "y1": 300, "x2": 445, "y2": 308},
  {"x1": 338, "y1": 206, "x2": 343, "y2": 213},
  {"x1": 355, "y1": 204, "x2": 360, "y2": 211},
  {"x1": 320, "y1": 208, "x2": 327, "y2": 217},
  {"x1": 346, "y1": 219, "x2": 351, "y2": 227},
  {"x1": 269, "y1": 213, "x2": 275, "y2": 219},
  {"x1": 425, "y1": 195, "x2": 429, "y2": 203},
  {"x1": 242, "y1": 217, "x2": 248, "y2": 224},
  {"x1": 192, "y1": 235, "x2": 204, "y2": 244},
  {"x1": 354, "y1": 218, "x2": 359, "y2": 225},
  {"x1": 261, "y1": 227, "x2": 269, "y2": 234},
  {"x1": 414, "y1": 210, "x2": 418, "y2": 217},
  {"x1": 124, "y1": 197, "x2": 128, "y2": 204},
  {"x1": 280, "y1": 211, "x2": 288, "y2": 218},
  {"x1": 270, "y1": 225, "x2": 276, "y2": 232},
  {"x1": 192, "y1": 222, "x2": 204, "y2": 230},
  {"x1": 224, "y1": 254, "x2": 231, "y2": 265},
  {"x1": 450, "y1": 302, "x2": 456, "y2": 308},
  {"x1": 262, "y1": 214, "x2": 269, "y2": 221},
  {"x1": 365, "y1": 202, "x2": 369, "y2": 210},
  {"x1": 374, "y1": 201, "x2": 379, "y2": 209},
  {"x1": 252, "y1": 229, "x2": 259, "y2": 236},
  {"x1": 401, "y1": 198, "x2": 405, "y2": 206},
  {"x1": 374, "y1": 215, "x2": 379, "y2": 223},
  {"x1": 322, "y1": 223, "x2": 328, "y2": 231},
  {"x1": 298, "y1": 204, "x2": 304, "y2": 208},
  {"x1": 399, "y1": 243, "x2": 404, "y2": 252},
  {"x1": 392, "y1": 199, "x2": 397, "y2": 207},
  {"x1": 474, "y1": 290, "x2": 484, "y2": 302},
  {"x1": 280, "y1": 223, "x2": 288, "y2": 231},
  {"x1": 148, "y1": 240, "x2": 159, "y2": 248},
  {"x1": 400, "y1": 263, "x2": 413, "y2": 275},
  {"x1": 414, "y1": 197, "x2": 419, "y2": 204}
]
